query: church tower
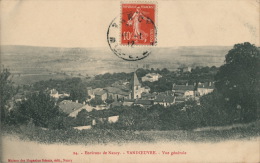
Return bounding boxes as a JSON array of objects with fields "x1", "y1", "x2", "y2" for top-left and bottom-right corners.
[{"x1": 131, "y1": 72, "x2": 142, "y2": 99}]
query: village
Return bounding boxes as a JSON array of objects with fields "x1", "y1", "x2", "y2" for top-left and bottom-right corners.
[
  {"x1": 2, "y1": 43, "x2": 258, "y2": 147},
  {"x1": 38, "y1": 67, "x2": 216, "y2": 130}
]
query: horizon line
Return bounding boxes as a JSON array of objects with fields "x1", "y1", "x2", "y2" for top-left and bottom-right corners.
[{"x1": 1, "y1": 44, "x2": 238, "y2": 49}]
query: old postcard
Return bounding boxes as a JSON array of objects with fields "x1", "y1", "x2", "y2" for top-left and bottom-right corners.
[{"x1": 1, "y1": 0, "x2": 259, "y2": 163}]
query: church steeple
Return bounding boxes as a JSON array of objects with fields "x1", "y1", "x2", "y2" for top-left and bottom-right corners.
[
  {"x1": 133, "y1": 72, "x2": 141, "y2": 87},
  {"x1": 131, "y1": 72, "x2": 142, "y2": 99}
]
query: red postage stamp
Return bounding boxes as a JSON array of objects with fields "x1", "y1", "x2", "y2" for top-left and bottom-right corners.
[{"x1": 121, "y1": 3, "x2": 156, "y2": 46}]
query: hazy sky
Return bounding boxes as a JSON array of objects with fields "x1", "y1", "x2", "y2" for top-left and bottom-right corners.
[{"x1": 1, "y1": 0, "x2": 259, "y2": 47}]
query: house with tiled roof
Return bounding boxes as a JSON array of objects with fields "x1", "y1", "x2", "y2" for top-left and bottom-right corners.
[
  {"x1": 142, "y1": 73, "x2": 162, "y2": 82},
  {"x1": 50, "y1": 89, "x2": 59, "y2": 99},
  {"x1": 158, "y1": 91, "x2": 174, "y2": 96},
  {"x1": 105, "y1": 87, "x2": 131, "y2": 101},
  {"x1": 154, "y1": 94, "x2": 175, "y2": 107},
  {"x1": 92, "y1": 88, "x2": 103, "y2": 94},
  {"x1": 175, "y1": 96, "x2": 186, "y2": 104},
  {"x1": 134, "y1": 99, "x2": 153, "y2": 108},
  {"x1": 111, "y1": 80, "x2": 130, "y2": 91},
  {"x1": 48, "y1": 89, "x2": 70, "y2": 100},
  {"x1": 108, "y1": 115, "x2": 119, "y2": 123},
  {"x1": 141, "y1": 92, "x2": 157, "y2": 100},
  {"x1": 123, "y1": 99, "x2": 135, "y2": 106},
  {"x1": 58, "y1": 100, "x2": 85, "y2": 117},
  {"x1": 172, "y1": 84, "x2": 195, "y2": 97},
  {"x1": 94, "y1": 89, "x2": 107, "y2": 101},
  {"x1": 197, "y1": 82, "x2": 215, "y2": 96},
  {"x1": 69, "y1": 104, "x2": 96, "y2": 117}
]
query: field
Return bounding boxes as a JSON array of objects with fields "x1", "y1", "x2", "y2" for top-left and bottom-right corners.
[
  {"x1": 2, "y1": 120, "x2": 259, "y2": 145},
  {"x1": 1, "y1": 45, "x2": 230, "y2": 85},
  {"x1": 1, "y1": 121, "x2": 259, "y2": 163}
]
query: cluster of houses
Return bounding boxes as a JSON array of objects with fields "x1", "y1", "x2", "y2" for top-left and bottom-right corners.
[
  {"x1": 11, "y1": 70, "x2": 215, "y2": 130},
  {"x1": 47, "y1": 72, "x2": 215, "y2": 130}
]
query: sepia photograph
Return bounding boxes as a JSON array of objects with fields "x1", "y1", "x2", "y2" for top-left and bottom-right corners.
[{"x1": 1, "y1": 0, "x2": 259, "y2": 162}]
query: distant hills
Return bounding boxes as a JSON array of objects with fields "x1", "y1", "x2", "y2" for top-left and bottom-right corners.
[
  {"x1": 1, "y1": 45, "x2": 232, "y2": 85},
  {"x1": 1, "y1": 44, "x2": 231, "y2": 63}
]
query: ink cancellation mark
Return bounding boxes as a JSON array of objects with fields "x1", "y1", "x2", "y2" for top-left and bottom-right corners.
[{"x1": 107, "y1": 2, "x2": 157, "y2": 61}]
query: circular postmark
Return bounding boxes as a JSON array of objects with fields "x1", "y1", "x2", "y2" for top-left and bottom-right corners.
[{"x1": 107, "y1": 9, "x2": 157, "y2": 61}]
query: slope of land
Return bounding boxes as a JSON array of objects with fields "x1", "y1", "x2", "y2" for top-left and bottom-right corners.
[{"x1": 1, "y1": 45, "x2": 231, "y2": 85}]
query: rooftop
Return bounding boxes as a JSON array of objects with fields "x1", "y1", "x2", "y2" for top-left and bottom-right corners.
[
  {"x1": 173, "y1": 84, "x2": 195, "y2": 91},
  {"x1": 175, "y1": 96, "x2": 186, "y2": 102},
  {"x1": 141, "y1": 92, "x2": 156, "y2": 98},
  {"x1": 92, "y1": 88, "x2": 104, "y2": 95},
  {"x1": 58, "y1": 100, "x2": 85, "y2": 114},
  {"x1": 198, "y1": 82, "x2": 215, "y2": 89},
  {"x1": 105, "y1": 87, "x2": 130, "y2": 96},
  {"x1": 158, "y1": 91, "x2": 174, "y2": 96},
  {"x1": 147, "y1": 73, "x2": 161, "y2": 76},
  {"x1": 95, "y1": 90, "x2": 107, "y2": 96},
  {"x1": 134, "y1": 99, "x2": 153, "y2": 105},
  {"x1": 124, "y1": 99, "x2": 135, "y2": 102},
  {"x1": 154, "y1": 94, "x2": 175, "y2": 103},
  {"x1": 110, "y1": 101, "x2": 123, "y2": 107}
]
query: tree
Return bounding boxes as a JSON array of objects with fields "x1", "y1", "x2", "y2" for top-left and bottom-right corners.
[
  {"x1": 105, "y1": 95, "x2": 114, "y2": 104},
  {"x1": 0, "y1": 68, "x2": 15, "y2": 123},
  {"x1": 89, "y1": 98, "x2": 103, "y2": 106},
  {"x1": 70, "y1": 87, "x2": 87, "y2": 103},
  {"x1": 76, "y1": 109, "x2": 92, "y2": 126},
  {"x1": 136, "y1": 68, "x2": 150, "y2": 79},
  {"x1": 69, "y1": 78, "x2": 87, "y2": 103},
  {"x1": 215, "y1": 42, "x2": 260, "y2": 122},
  {"x1": 161, "y1": 68, "x2": 170, "y2": 75},
  {"x1": 13, "y1": 91, "x2": 64, "y2": 127},
  {"x1": 199, "y1": 91, "x2": 232, "y2": 126}
]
